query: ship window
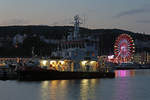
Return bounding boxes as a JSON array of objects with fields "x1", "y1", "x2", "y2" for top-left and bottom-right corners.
[
  {"x1": 79, "y1": 44, "x2": 82, "y2": 48},
  {"x1": 72, "y1": 43, "x2": 74, "y2": 48},
  {"x1": 82, "y1": 43, "x2": 85, "y2": 48}
]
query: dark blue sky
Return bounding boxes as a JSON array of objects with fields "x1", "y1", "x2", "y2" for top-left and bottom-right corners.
[{"x1": 0, "y1": 0, "x2": 150, "y2": 33}]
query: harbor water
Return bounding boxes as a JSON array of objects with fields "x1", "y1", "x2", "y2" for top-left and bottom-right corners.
[{"x1": 0, "y1": 70, "x2": 150, "y2": 100}]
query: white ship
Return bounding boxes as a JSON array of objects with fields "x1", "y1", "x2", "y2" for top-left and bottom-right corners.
[
  {"x1": 16, "y1": 15, "x2": 115, "y2": 80},
  {"x1": 41, "y1": 15, "x2": 99, "y2": 72}
]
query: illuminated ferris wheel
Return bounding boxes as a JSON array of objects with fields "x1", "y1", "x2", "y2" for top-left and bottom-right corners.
[{"x1": 114, "y1": 34, "x2": 135, "y2": 63}]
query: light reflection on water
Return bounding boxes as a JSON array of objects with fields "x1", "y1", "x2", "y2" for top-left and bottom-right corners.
[
  {"x1": 113, "y1": 75, "x2": 132, "y2": 100},
  {"x1": 40, "y1": 79, "x2": 100, "y2": 100},
  {"x1": 1, "y1": 70, "x2": 150, "y2": 100},
  {"x1": 115, "y1": 70, "x2": 135, "y2": 77}
]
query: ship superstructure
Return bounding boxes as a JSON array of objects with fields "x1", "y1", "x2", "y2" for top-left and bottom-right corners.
[
  {"x1": 49, "y1": 15, "x2": 99, "y2": 71},
  {"x1": 51, "y1": 15, "x2": 98, "y2": 61}
]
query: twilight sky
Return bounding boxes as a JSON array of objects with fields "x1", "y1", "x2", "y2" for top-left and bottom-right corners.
[{"x1": 0, "y1": 0, "x2": 150, "y2": 33}]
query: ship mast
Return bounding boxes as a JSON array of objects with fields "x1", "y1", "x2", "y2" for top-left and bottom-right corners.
[{"x1": 73, "y1": 15, "x2": 81, "y2": 40}]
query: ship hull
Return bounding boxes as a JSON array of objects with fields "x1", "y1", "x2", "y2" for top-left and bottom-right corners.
[{"x1": 17, "y1": 70, "x2": 115, "y2": 80}]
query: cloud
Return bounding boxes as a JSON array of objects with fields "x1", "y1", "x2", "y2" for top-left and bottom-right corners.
[
  {"x1": 114, "y1": 8, "x2": 150, "y2": 18},
  {"x1": 136, "y1": 20, "x2": 150, "y2": 24},
  {"x1": 1, "y1": 18, "x2": 29, "y2": 26}
]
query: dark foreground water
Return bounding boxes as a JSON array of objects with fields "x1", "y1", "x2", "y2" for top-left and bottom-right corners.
[{"x1": 0, "y1": 70, "x2": 150, "y2": 100}]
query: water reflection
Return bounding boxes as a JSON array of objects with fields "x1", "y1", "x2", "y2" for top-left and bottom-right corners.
[
  {"x1": 113, "y1": 76, "x2": 133, "y2": 100},
  {"x1": 12, "y1": 70, "x2": 149, "y2": 100},
  {"x1": 40, "y1": 79, "x2": 100, "y2": 100},
  {"x1": 113, "y1": 70, "x2": 150, "y2": 100},
  {"x1": 40, "y1": 70, "x2": 136, "y2": 100},
  {"x1": 79, "y1": 79, "x2": 100, "y2": 100},
  {"x1": 115, "y1": 70, "x2": 135, "y2": 78},
  {"x1": 41, "y1": 80, "x2": 69, "y2": 100}
]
